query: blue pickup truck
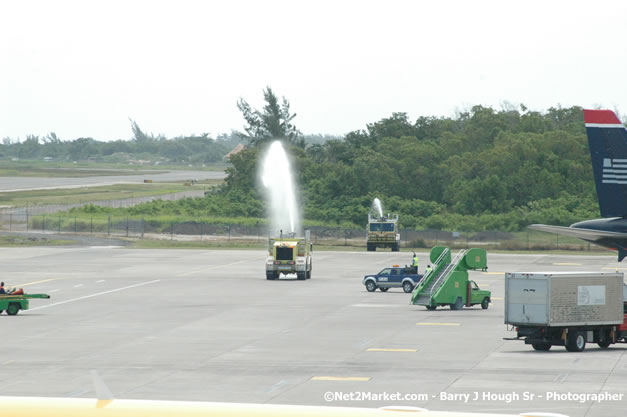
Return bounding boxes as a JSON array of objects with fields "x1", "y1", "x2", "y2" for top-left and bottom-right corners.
[{"x1": 362, "y1": 266, "x2": 423, "y2": 293}]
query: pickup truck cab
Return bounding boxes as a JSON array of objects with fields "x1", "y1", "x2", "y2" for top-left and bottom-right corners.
[{"x1": 363, "y1": 266, "x2": 423, "y2": 293}]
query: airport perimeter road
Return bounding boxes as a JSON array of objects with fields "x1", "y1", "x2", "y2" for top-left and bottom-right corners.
[
  {"x1": 1, "y1": 248, "x2": 626, "y2": 416},
  {"x1": 0, "y1": 170, "x2": 225, "y2": 192}
]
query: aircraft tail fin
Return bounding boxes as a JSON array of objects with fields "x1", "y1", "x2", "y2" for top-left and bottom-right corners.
[{"x1": 584, "y1": 109, "x2": 627, "y2": 217}]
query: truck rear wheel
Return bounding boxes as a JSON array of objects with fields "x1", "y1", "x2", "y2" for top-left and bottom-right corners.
[
  {"x1": 365, "y1": 281, "x2": 377, "y2": 292},
  {"x1": 297, "y1": 272, "x2": 306, "y2": 280},
  {"x1": 598, "y1": 330, "x2": 611, "y2": 348},
  {"x1": 367, "y1": 244, "x2": 375, "y2": 252},
  {"x1": 532, "y1": 342, "x2": 552, "y2": 351},
  {"x1": 481, "y1": 298, "x2": 489, "y2": 310},
  {"x1": 565, "y1": 330, "x2": 586, "y2": 352},
  {"x1": 402, "y1": 282, "x2": 413, "y2": 293},
  {"x1": 450, "y1": 297, "x2": 463, "y2": 310},
  {"x1": 7, "y1": 303, "x2": 19, "y2": 316},
  {"x1": 426, "y1": 306, "x2": 437, "y2": 311},
  {"x1": 392, "y1": 243, "x2": 400, "y2": 252}
]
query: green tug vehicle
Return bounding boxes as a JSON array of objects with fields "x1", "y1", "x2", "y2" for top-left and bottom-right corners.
[
  {"x1": 411, "y1": 246, "x2": 491, "y2": 310},
  {"x1": 0, "y1": 293, "x2": 51, "y2": 316}
]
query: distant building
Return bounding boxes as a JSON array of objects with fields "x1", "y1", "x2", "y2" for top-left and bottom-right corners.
[{"x1": 225, "y1": 143, "x2": 246, "y2": 160}]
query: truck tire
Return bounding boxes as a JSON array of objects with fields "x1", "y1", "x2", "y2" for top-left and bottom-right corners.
[
  {"x1": 365, "y1": 281, "x2": 377, "y2": 292},
  {"x1": 532, "y1": 342, "x2": 552, "y2": 351},
  {"x1": 481, "y1": 297, "x2": 489, "y2": 310},
  {"x1": 0, "y1": 310, "x2": 3, "y2": 315},
  {"x1": 392, "y1": 243, "x2": 400, "y2": 252},
  {"x1": 450, "y1": 297, "x2": 463, "y2": 310},
  {"x1": 306, "y1": 269, "x2": 311, "y2": 279},
  {"x1": 402, "y1": 282, "x2": 413, "y2": 293},
  {"x1": 297, "y1": 272, "x2": 306, "y2": 280},
  {"x1": 367, "y1": 244, "x2": 375, "y2": 252},
  {"x1": 379, "y1": 287, "x2": 389, "y2": 292},
  {"x1": 598, "y1": 330, "x2": 611, "y2": 348},
  {"x1": 426, "y1": 306, "x2": 437, "y2": 311},
  {"x1": 266, "y1": 271, "x2": 277, "y2": 280},
  {"x1": 6, "y1": 303, "x2": 19, "y2": 316},
  {"x1": 565, "y1": 330, "x2": 586, "y2": 352}
]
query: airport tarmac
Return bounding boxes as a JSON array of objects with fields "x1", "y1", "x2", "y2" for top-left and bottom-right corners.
[{"x1": 0, "y1": 248, "x2": 626, "y2": 417}]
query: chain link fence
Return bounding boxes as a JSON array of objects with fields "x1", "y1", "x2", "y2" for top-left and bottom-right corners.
[{"x1": 0, "y1": 210, "x2": 595, "y2": 250}]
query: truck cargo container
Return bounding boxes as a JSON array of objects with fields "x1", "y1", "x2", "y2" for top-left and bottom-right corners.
[{"x1": 504, "y1": 271, "x2": 627, "y2": 352}]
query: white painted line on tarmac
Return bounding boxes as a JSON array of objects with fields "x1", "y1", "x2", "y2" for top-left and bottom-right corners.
[
  {"x1": 49, "y1": 289, "x2": 59, "y2": 293},
  {"x1": 367, "y1": 348, "x2": 417, "y2": 352},
  {"x1": 311, "y1": 376, "x2": 371, "y2": 382},
  {"x1": 176, "y1": 256, "x2": 265, "y2": 277},
  {"x1": 351, "y1": 304, "x2": 401, "y2": 308},
  {"x1": 29, "y1": 280, "x2": 160, "y2": 311},
  {"x1": 96, "y1": 280, "x2": 105, "y2": 283},
  {"x1": 73, "y1": 284, "x2": 83, "y2": 288}
]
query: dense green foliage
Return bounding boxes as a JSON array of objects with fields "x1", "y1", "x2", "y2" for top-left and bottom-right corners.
[{"x1": 68, "y1": 104, "x2": 606, "y2": 232}]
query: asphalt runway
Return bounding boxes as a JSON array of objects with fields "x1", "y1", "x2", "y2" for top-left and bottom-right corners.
[
  {"x1": 0, "y1": 170, "x2": 225, "y2": 192},
  {"x1": 1, "y1": 248, "x2": 626, "y2": 416}
]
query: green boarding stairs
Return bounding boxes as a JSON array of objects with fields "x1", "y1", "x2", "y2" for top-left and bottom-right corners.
[{"x1": 410, "y1": 246, "x2": 487, "y2": 309}]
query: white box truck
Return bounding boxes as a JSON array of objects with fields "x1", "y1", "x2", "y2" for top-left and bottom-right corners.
[{"x1": 504, "y1": 271, "x2": 627, "y2": 352}]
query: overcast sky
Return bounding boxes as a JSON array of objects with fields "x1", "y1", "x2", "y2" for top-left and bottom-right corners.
[{"x1": 1, "y1": 0, "x2": 626, "y2": 141}]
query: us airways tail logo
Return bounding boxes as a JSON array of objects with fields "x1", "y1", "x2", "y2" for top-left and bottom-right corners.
[{"x1": 603, "y1": 158, "x2": 627, "y2": 184}]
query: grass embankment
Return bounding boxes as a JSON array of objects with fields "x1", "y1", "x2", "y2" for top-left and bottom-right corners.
[
  {"x1": 0, "y1": 182, "x2": 222, "y2": 207},
  {"x1": 0, "y1": 234, "x2": 74, "y2": 247}
]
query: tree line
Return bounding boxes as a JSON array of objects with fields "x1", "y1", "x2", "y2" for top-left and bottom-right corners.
[{"x1": 68, "y1": 87, "x2": 606, "y2": 232}]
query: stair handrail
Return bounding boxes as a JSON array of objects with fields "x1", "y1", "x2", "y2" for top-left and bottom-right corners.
[
  {"x1": 428, "y1": 249, "x2": 467, "y2": 297},
  {"x1": 415, "y1": 247, "x2": 449, "y2": 290}
]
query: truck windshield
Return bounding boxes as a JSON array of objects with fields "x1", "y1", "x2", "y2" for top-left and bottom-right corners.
[{"x1": 370, "y1": 223, "x2": 394, "y2": 232}]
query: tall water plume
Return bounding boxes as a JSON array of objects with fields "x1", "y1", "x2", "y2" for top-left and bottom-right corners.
[
  {"x1": 372, "y1": 198, "x2": 384, "y2": 218},
  {"x1": 261, "y1": 140, "x2": 300, "y2": 235}
]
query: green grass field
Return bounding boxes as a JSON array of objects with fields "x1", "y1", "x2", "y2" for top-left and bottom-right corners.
[
  {"x1": 0, "y1": 182, "x2": 220, "y2": 207},
  {"x1": 0, "y1": 235, "x2": 74, "y2": 247}
]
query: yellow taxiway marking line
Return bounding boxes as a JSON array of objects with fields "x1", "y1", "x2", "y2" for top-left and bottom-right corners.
[
  {"x1": 416, "y1": 322, "x2": 461, "y2": 326},
  {"x1": 176, "y1": 256, "x2": 266, "y2": 277},
  {"x1": 2, "y1": 360, "x2": 14, "y2": 365},
  {"x1": 492, "y1": 297, "x2": 504, "y2": 300},
  {"x1": 15, "y1": 278, "x2": 60, "y2": 287},
  {"x1": 366, "y1": 348, "x2": 417, "y2": 352},
  {"x1": 475, "y1": 283, "x2": 490, "y2": 287},
  {"x1": 481, "y1": 272, "x2": 504, "y2": 275},
  {"x1": 602, "y1": 267, "x2": 627, "y2": 270},
  {"x1": 311, "y1": 376, "x2": 371, "y2": 382},
  {"x1": 553, "y1": 262, "x2": 581, "y2": 266}
]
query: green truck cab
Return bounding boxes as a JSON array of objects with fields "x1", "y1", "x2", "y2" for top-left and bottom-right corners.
[
  {"x1": 367, "y1": 213, "x2": 400, "y2": 252},
  {"x1": 411, "y1": 246, "x2": 491, "y2": 310},
  {"x1": 266, "y1": 231, "x2": 312, "y2": 281},
  {"x1": 0, "y1": 293, "x2": 51, "y2": 316}
]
